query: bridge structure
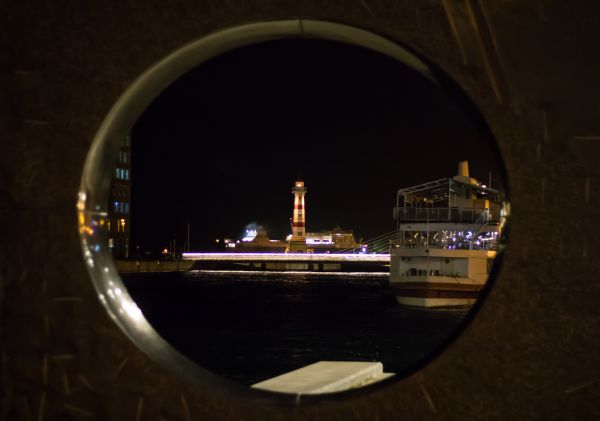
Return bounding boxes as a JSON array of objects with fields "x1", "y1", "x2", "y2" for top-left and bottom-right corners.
[
  {"x1": 333, "y1": 230, "x2": 399, "y2": 254},
  {"x1": 182, "y1": 252, "x2": 390, "y2": 272}
]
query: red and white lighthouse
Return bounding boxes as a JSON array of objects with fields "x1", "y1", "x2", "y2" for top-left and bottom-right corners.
[{"x1": 289, "y1": 180, "x2": 307, "y2": 252}]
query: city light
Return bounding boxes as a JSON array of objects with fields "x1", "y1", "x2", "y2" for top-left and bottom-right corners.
[
  {"x1": 182, "y1": 252, "x2": 390, "y2": 262},
  {"x1": 242, "y1": 229, "x2": 257, "y2": 242}
]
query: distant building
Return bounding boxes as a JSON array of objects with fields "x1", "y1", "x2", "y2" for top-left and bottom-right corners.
[
  {"x1": 220, "y1": 178, "x2": 362, "y2": 254},
  {"x1": 225, "y1": 227, "x2": 287, "y2": 253},
  {"x1": 305, "y1": 227, "x2": 361, "y2": 252},
  {"x1": 221, "y1": 226, "x2": 360, "y2": 254},
  {"x1": 108, "y1": 135, "x2": 131, "y2": 259}
]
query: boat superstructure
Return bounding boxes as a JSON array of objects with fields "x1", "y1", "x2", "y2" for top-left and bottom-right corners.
[{"x1": 389, "y1": 161, "x2": 506, "y2": 308}]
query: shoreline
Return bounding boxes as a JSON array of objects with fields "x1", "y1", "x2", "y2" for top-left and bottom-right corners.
[{"x1": 115, "y1": 260, "x2": 194, "y2": 273}]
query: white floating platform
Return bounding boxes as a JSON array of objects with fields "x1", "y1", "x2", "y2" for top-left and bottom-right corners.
[{"x1": 251, "y1": 361, "x2": 394, "y2": 395}]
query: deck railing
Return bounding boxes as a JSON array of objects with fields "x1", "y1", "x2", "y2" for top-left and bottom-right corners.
[
  {"x1": 390, "y1": 242, "x2": 498, "y2": 251},
  {"x1": 393, "y1": 207, "x2": 500, "y2": 223}
]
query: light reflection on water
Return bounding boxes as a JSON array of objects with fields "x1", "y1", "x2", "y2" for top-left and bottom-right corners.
[{"x1": 123, "y1": 270, "x2": 467, "y2": 385}]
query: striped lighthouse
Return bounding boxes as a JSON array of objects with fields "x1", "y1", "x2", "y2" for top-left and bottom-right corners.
[{"x1": 289, "y1": 180, "x2": 308, "y2": 252}]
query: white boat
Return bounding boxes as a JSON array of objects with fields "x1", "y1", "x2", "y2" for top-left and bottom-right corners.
[{"x1": 389, "y1": 161, "x2": 508, "y2": 308}]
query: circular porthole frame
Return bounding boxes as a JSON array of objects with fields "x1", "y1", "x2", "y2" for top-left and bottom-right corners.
[{"x1": 77, "y1": 19, "x2": 509, "y2": 405}]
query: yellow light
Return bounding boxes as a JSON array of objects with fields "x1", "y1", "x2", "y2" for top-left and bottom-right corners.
[{"x1": 77, "y1": 192, "x2": 86, "y2": 210}]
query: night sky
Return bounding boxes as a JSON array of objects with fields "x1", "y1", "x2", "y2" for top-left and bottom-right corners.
[{"x1": 130, "y1": 39, "x2": 503, "y2": 253}]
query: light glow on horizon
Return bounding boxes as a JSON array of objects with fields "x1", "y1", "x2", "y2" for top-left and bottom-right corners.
[
  {"x1": 189, "y1": 269, "x2": 389, "y2": 276},
  {"x1": 182, "y1": 252, "x2": 390, "y2": 262}
]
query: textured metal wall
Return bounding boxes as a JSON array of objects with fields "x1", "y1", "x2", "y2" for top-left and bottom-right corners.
[{"x1": 1, "y1": 1, "x2": 599, "y2": 419}]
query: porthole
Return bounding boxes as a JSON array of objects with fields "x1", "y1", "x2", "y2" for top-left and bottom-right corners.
[{"x1": 78, "y1": 20, "x2": 509, "y2": 402}]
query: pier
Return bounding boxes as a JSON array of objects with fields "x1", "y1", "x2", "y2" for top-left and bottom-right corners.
[{"x1": 182, "y1": 252, "x2": 390, "y2": 272}]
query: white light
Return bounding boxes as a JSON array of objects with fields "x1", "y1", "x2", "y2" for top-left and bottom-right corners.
[
  {"x1": 121, "y1": 300, "x2": 143, "y2": 321},
  {"x1": 242, "y1": 229, "x2": 257, "y2": 241},
  {"x1": 180, "y1": 252, "x2": 390, "y2": 262},
  {"x1": 190, "y1": 269, "x2": 389, "y2": 276}
]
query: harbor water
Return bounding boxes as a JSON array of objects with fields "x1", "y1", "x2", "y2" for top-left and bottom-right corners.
[{"x1": 122, "y1": 270, "x2": 468, "y2": 385}]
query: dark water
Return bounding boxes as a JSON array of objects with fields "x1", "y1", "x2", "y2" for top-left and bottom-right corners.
[{"x1": 123, "y1": 270, "x2": 468, "y2": 385}]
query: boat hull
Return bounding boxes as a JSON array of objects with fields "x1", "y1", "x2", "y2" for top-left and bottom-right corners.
[
  {"x1": 388, "y1": 246, "x2": 493, "y2": 309},
  {"x1": 388, "y1": 278, "x2": 482, "y2": 308}
]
